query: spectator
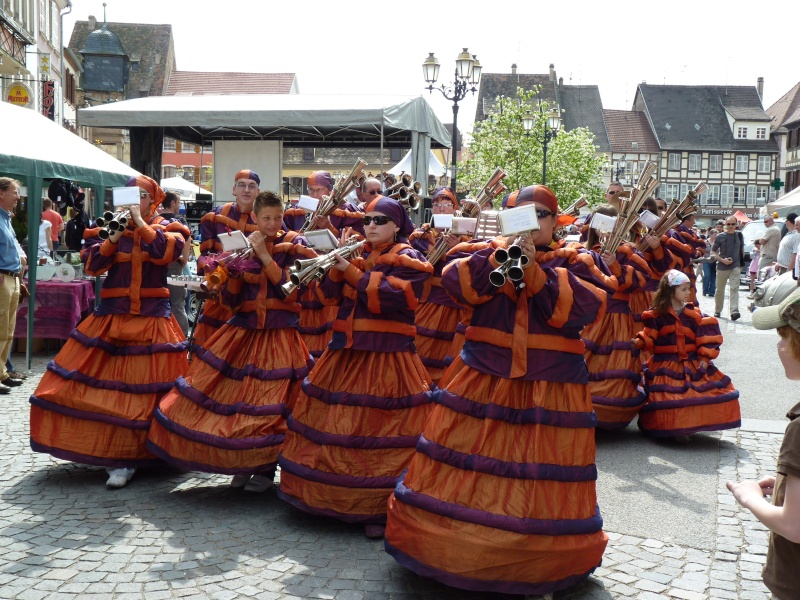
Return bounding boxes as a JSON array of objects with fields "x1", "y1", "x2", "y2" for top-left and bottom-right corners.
[
  {"x1": 159, "y1": 192, "x2": 190, "y2": 336},
  {"x1": 41, "y1": 198, "x2": 64, "y2": 246},
  {"x1": 775, "y1": 217, "x2": 800, "y2": 275},
  {"x1": 37, "y1": 216, "x2": 52, "y2": 261},
  {"x1": 781, "y1": 212, "x2": 798, "y2": 239},
  {"x1": 701, "y1": 230, "x2": 717, "y2": 297},
  {"x1": 0, "y1": 178, "x2": 23, "y2": 393},
  {"x1": 711, "y1": 216, "x2": 744, "y2": 321},
  {"x1": 748, "y1": 240, "x2": 762, "y2": 299},
  {"x1": 760, "y1": 214, "x2": 781, "y2": 271}
]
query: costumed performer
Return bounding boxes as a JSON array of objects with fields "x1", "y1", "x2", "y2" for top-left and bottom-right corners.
[
  {"x1": 668, "y1": 212, "x2": 704, "y2": 305},
  {"x1": 29, "y1": 175, "x2": 190, "y2": 488},
  {"x1": 147, "y1": 192, "x2": 316, "y2": 492},
  {"x1": 278, "y1": 196, "x2": 434, "y2": 539},
  {"x1": 384, "y1": 185, "x2": 616, "y2": 596},
  {"x1": 634, "y1": 269, "x2": 741, "y2": 439}
]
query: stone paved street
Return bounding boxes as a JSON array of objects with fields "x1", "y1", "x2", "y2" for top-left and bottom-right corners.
[{"x1": 0, "y1": 351, "x2": 781, "y2": 599}]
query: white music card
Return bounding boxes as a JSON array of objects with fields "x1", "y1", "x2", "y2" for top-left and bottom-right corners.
[
  {"x1": 218, "y1": 230, "x2": 249, "y2": 251},
  {"x1": 431, "y1": 213, "x2": 453, "y2": 229},
  {"x1": 452, "y1": 217, "x2": 478, "y2": 235},
  {"x1": 297, "y1": 195, "x2": 319, "y2": 212},
  {"x1": 498, "y1": 204, "x2": 540, "y2": 236},
  {"x1": 304, "y1": 229, "x2": 339, "y2": 251},
  {"x1": 590, "y1": 212, "x2": 617, "y2": 234},
  {"x1": 638, "y1": 209, "x2": 660, "y2": 229},
  {"x1": 112, "y1": 186, "x2": 140, "y2": 207}
]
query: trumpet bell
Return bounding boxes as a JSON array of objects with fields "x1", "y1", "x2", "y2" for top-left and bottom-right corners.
[{"x1": 489, "y1": 263, "x2": 510, "y2": 287}]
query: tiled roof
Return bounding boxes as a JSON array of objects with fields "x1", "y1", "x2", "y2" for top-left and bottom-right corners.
[
  {"x1": 474, "y1": 73, "x2": 556, "y2": 121},
  {"x1": 603, "y1": 110, "x2": 660, "y2": 153},
  {"x1": 167, "y1": 71, "x2": 296, "y2": 96},
  {"x1": 558, "y1": 85, "x2": 611, "y2": 151},
  {"x1": 767, "y1": 81, "x2": 800, "y2": 129},
  {"x1": 69, "y1": 20, "x2": 175, "y2": 98},
  {"x1": 635, "y1": 84, "x2": 779, "y2": 152}
]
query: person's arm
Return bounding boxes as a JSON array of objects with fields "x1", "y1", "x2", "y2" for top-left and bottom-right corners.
[{"x1": 727, "y1": 475, "x2": 800, "y2": 543}]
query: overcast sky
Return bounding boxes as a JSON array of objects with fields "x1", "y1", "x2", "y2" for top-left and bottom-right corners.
[{"x1": 65, "y1": 0, "x2": 797, "y2": 135}]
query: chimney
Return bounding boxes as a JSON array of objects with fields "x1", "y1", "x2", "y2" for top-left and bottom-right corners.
[
  {"x1": 511, "y1": 63, "x2": 517, "y2": 75},
  {"x1": 757, "y1": 77, "x2": 764, "y2": 100},
  {"x1": 559, "y1": 77, "x2": 563, "y2": 86},
  {"x1": 88, "y1": 15, "x2": 97, "y2": 29},
  {"x1": 549, "y1": 63, "x2": 556, "y2": 82}
]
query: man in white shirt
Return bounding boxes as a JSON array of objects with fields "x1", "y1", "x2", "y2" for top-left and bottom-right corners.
[
  {"x1": 776, "y1": 218, "x2": 800, "y2": 275},
  {"x1": 759, "y1": 215, "x2": 782, "y2": 271}
]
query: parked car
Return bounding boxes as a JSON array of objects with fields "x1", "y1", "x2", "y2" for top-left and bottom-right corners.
[{"x1": 739, "y1": 218, "x2": 785, "y2": 286}]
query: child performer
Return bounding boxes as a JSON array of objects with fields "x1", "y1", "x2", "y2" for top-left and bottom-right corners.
[
  {"x1": 385, "y1": 185, "x2": 616, "y2": 596},
  {"x1": 634, "y1": 270, "x2": 740, "y2": 439},
  {"x1": 578, "y1": 204, "x2": 652, "y2": 430},
  {"x1": 278, "y1": 196, "x2": 434, "y2": 539},
  {"x1": 29, "y1": 176, "x2": 190, "y2": 488},
  {"x1": 747, "y1": 240, "x2": 761, "y2": 299},
  {"x1": 728, "y1": 288, "x2": 800, "y2": 600},
  {"x1": 147, "y1": 192, "x2": 316, "y2": 492},
  {"x1": 409, "y1": 186, "x2": 468, "y2": 385}
]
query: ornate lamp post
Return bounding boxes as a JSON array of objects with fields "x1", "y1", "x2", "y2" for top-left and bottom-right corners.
[
  {"x1": 522, "y1": 107, "x2": 561, "y2": 186},
  {"x1": 422, "y1": 49, "x2": 482, "y2": 191}
]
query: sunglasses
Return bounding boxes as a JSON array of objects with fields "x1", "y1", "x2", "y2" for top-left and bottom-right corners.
[
  {"x1": 725, "y1": 223, "x2": 736, "y2": 227},
  {"x1": 536, "y1": 209, "x2": 557, "y2": 219},
  {"x1": 365, "y1": 190, "x2": 380, "y2": 195},
  {"x1": 363, "y1": 215, "x2": 393, "y2": 226},
  {"x1": 139, "y1": 191, "x2": 150, "y2": 198}
]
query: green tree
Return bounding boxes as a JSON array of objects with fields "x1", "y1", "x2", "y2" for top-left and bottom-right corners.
[{"x1": 460, "y1": 87, "x2": 605, "y2": 208}]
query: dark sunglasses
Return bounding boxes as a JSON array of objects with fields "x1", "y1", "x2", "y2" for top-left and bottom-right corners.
[
  {"x1": 363, "y1": 215, "x2": 393, "y2": 226},
  {"x1": 365, "y1": 190, "x2": 380, "y2": 195},
  {"x1": 536, "y1": 209, "x2": 557, "y2": 219}
]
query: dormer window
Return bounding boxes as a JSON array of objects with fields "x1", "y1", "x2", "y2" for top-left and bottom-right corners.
[
  {"x1": 737, "y1": 126, "x2": 748, "y2": 139},
  {"x1": 756, "y1": 127, "x2": 767, "y2": 140}
]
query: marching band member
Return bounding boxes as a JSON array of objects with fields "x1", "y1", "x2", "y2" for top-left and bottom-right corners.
[
  {"x1": 409, "y1": 186, "x2": 468, "y2": 384},
  {"x1": 668, "y1": 212, "x2": 705, "y2": 305},
  {"x1": 29, "y1": 176, "x2": 190, "y2": 489},
  {"x1": 278, "y1": 196, "x2": 434, "y2": 539},
  {"x1": 634, "y1": 269, "x2": 740, "y2": 439},
  {"x1": 147, "y1": 192, "x2": 316, "y2": 492},
  {"x1": 192, "y1": 170, "x2": 261, "y2": 352},
  {"x1": 577, "y1": 204, "x2": 652, "y2": 430},
  {"x1": 385, "y1": 185, "x2": 616, "y2": 596}
]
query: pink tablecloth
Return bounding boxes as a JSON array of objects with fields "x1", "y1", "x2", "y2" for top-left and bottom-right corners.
[{"x1": 14, "y1": 280, "x2": 96, "y2": 340}]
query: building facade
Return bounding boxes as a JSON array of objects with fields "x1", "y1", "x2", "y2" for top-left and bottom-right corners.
[{"x1": 766, "y1": 81, "x2": 800, "y2": 195}]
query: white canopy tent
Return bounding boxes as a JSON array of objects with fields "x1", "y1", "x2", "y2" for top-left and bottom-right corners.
[
  {"x1": 388, "y1": 150, "x2": 446, "y2": 179},
  {"x1": 0, "y1": 101, "x2": 139, "y2": 370},
  {"x1": 160, "y1": 176, "x2": 213, "y2": 201},
  {"x1": 767, "y1": 186, "x2": 800, "y2": 214},
  {"x1": 78, "y1": 94, "x2": 451, "y2": 211}
]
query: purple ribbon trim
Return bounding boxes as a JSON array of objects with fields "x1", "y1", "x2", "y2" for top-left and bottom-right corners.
[
  {"x1": 592, "y1": 389, "x2": 647, "y2": 408},
  {"x1": 194, "y1": 347, "x2": 310, "y2": 382},
  {"x1": 417, "y1": 436, "x2": 597, "y2": 482},
  {"x1": 70, "y1": 330, "x2": 188, "y2": 355},
  {"x1": 582, "y1": 339, "x2": 635, "y2": 355},
  {"x1": 384, "y1": 541, "x2": 600, "y2": 596},
  {"x1": 46, "y1": 362, "x2": 176, "y2": 395},
  {"x1": 393, "y1": 480, "x2": 604, "y2": 536},
  {"x1": 415, "y1": 325, "x2": 456, "y2": 341},
  {"x1": 174, "y1": 377, "x2": 286, "y2": 417},
  {"x1": 286, "y1": 416, "x2": 420, "y2": 449},
  {"x1": 299, "y1": 324, "x2": 330, "y2": 335},
  {"x1": 276, "y1": 488, "x2": 386, "y2": 524},
  {"x1": 301, "y1": 379, "x2": 433, "y2": 411},
  {"x1": 30, "y1": 395, "x2": 152, "y2": 429},
  {"x1": 299, "y1": 300, "x2": 326, "y2": 310},
  {"x1": 435, "y1": 388, "x2": 597, "y2": 429},
  {"x1": 152, "y1": 408, "x2": 285, "y2": 450},
  {"x1": 145, "y1": 440, "x2": 277, "y2": 476},
  {"x1": 639, "y1": 419, "x2": 741, "y2": 437},
  {"x1": 420, "y1": 356, "x2": 447, "y2": 370},
  {"x1": 309, "y1": 349, "x2": 325, "y2": 358},
  {"x1": 640, "y1": 390, "x2": 740, "y2": 412},
  {"x1": 278, "y1": 455, "x2": 398, "y2": 489},
  {"x1": 30, "y1": 439, "x2": 161, "y2": 469},
  {"x1": 197, "y1": 314, "x2": 226, "y2": 328},
  {"x1": 588, "y1": 368, "x2": 642, "y2": 383}
]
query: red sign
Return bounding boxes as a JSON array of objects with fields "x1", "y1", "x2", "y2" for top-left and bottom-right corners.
[{"x1": 42, "y1": 80, "x2": 55, "y2": 120}]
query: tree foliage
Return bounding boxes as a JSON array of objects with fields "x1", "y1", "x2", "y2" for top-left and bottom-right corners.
[{"x1": 459, "y1": 87, "x2": 605, "y2": 208}]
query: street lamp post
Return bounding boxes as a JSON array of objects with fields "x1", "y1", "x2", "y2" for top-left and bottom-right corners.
[
  {"x1": 522, "y1": 107, "x2": 562, "y2": 186},
  {"x1": 422, "y1": 49, "x2": 482, "y2": 191}
]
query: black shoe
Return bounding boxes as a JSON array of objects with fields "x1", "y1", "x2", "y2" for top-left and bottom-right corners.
[
  {"x1": 731, "y1": 311, "x2": 741, "y2": 322},
  {"x1": 714, "y1": 313, "x2": 721, "y2": 318},
  {"x1": 1, "y1": 377, "x2": 23, "y2": 387},
  {"x1": 0, "y1": 383, "x2": 9, "y2": 394},
  {"x1": 7, "y1": 371, "x2": 27, "y2": 380}
]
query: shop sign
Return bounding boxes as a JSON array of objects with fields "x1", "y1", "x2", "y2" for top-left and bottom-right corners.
[{"x1": 6, "y1": 83, "x2": 32, "y2": 107}]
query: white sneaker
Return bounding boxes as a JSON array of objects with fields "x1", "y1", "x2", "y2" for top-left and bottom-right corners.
[
  {"x1": 230, "y1": 474, "x2": 251, "y2": 488},
  {"x1": 106, "y1": 467, "x2": 135, "y2": 488},
  {"x1": 746, "y1": 293, "x2": 755, "y2": 299},
  {"x1": 243, "y1": 474, "x2": 273, "y2": 492}
]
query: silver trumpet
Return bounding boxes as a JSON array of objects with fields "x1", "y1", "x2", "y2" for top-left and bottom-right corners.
[
  {"x1": 281, "y1": 238, "x2": 367, "y2": 295},
  {"x1": 388, "y1": 186, "x2": 422, "y2": 212},
  {"x1": 489, "y1": 237, "x2": 529, "y2": 287},
  {"x1": 96, "y1": 208, "x2": 132, "y2": 240}
]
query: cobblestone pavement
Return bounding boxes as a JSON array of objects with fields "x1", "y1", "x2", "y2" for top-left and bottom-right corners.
[{"x1": 0, "y1": 356, "x2": 779, "y2": 599}]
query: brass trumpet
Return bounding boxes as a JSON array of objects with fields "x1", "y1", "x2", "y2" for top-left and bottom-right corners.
[
  {"x1": 301, "y1": 158, "x2": 367, "y2": 233},
  {"x1": 96, "y1": 208, "x2": 132, "y2": 240},
  {"x1": 461, "y1": 167, "x2": 508, "y2": 219},
  {"x1": 562, "y1": 196, "x2": 589, "y2": 218},
  {"x1": 281, "y1": 238, "x2": 367, "y2": 295}
]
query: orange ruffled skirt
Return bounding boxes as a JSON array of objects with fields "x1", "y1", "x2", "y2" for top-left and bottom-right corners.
[
  {"x1": 147, "y1": 325, "x2": 312, "y2": 475},
  {"x1": 582, "y1": 312, "x2": 645, "y2": 430},
  {"x1": 638, "y1": 357, "x2": 740, "y2": 436},
  {"x1": 385, "y1": 359, "x2": 608, "y2": 596},
  {"x1": 278, "y1": 348, "x2": 434, "y2": 524},
  {"x1": 298, "y1": 284, "x2": 335, "y2": 359},
  {"x1": 630, "y1": 290, "x2": 656, "y2": 363},
  {"x1": 192, "y1": 299, "x2": 233, "y2": 352},
  {"x1": 29, "y1": 313, "x2": 188, "y2": 468},
  {"x1": 414, "y1": 301, "x2": 464, "y2": 385}
]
